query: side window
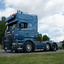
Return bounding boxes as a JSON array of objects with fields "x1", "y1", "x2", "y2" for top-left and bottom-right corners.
[
  {"x1": 21, "y1": 23, "x2": 24, "y2": 28},
  {"x1": 21, "y1": 22, "x2": 28, "y2": 29}
]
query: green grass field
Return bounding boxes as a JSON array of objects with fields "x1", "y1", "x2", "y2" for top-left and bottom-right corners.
[{"x1": 0, "y1": 52, "x2": 64, "y2": 64}]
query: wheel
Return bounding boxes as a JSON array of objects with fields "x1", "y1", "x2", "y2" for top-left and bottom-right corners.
[
  {"x1": 4, "y1": 49, "x2": 7, "y2": 52},
  {"x1": 10, "y1": 50, "x2": 13, "y2": 52},
  {"x1": 15, "y1": 50, "x2": 19, "y2": 53},
  {"x1": 23, "y1": 41, "x2": 34, "y2": 53},
  {"x1": 45, "y1": 43, "x2": 51, "y2": 51},
  {"x1": 52, "y1": 43, "x2": 57, "y2": 51}
]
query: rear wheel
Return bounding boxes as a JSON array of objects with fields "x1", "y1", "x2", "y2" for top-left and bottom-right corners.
[
  {"x1": 23, "y1": 41, "x2": 34, "y2": 53},
  {"x1": 45, "y1": 43, "x2": 51, "y2": 51},
  {"x1": 52, "y1": 43, "x2": 57, "y2": 51}
]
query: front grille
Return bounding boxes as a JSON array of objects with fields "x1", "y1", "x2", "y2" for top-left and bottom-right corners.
[{"x1": 2, "y1": 35, "x2": 13, "y2": 49}]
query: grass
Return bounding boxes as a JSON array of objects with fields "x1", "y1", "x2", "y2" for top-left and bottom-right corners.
[{"x1": 0, "y1": 52, "x2": 64, "y2": 64}]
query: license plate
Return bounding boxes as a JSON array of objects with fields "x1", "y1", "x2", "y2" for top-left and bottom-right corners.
[{"x1": 18, "y1": 48, "x2": 22, "y2": 50}]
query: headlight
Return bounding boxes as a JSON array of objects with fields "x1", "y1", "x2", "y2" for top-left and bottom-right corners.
[
  {"x1": 12, "y1": 43, "x2": 19, "y2": 45},
  {"x1": 12, "y1": 43, "x2": 23, "y2": 45},
  {"x1": 12, "y1": 30, "x2": 14, "y2": 33}
]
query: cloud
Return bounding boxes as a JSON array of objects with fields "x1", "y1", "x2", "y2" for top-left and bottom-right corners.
[
  {"x1": 40, "y1": 14, "x2": 64, "y2": 32},
  {"x1": 0, "y1": 7, "x2": 16, "y2": 18},
  {"x1": 0, "y1": 0, "x2": 64, "y2": 42},
  {"x1": 44, "y1": 0, "x2": 64, "y2": 15},
  {"x1": 3, "y1": 0, "x2": 64, "y2": 20},
  {"x1": 3, "y1": 0, "x2": 49, "y2": 19},
  {"x1": 39, "y1": 14, "x2": 64, "y2": 41}
]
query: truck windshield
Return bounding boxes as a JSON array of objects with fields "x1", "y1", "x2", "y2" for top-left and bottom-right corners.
[{"x1": 7, "y1": 22, "x2": 17, "y2": 29}]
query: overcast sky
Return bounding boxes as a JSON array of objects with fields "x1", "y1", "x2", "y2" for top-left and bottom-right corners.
[{"x1": 0, "y1": 0, "x2": 64, "y2": 42}]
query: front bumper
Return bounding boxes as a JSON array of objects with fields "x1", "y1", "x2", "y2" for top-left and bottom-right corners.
[
  {"x1": 4, "y1": 44, "x2": 23, "y2": 50},
  {"x1": 12, "y1": 45, "x2": 23, "y2": 50}
]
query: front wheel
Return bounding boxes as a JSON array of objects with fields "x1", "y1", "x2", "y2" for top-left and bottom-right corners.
[
  {"x1": 23, "y1": 41, "x2": 34, "y2": 53},
  {"x1": 4, "y1": 49, "x2": 7, "y2": 52},
  {"x1": 15, "y1": 50, "x2": 19, "y2": 53}
]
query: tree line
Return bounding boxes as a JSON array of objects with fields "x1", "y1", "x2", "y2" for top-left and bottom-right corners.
[
  {"x1": 0, "y1": 17, "x2": 6, "y2": 43},
  {"x1": 37, "y1": 33, "x2": 50, "y2": 41}
]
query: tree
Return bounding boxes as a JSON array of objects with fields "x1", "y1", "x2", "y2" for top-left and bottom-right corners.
[
  {"x1": 0, "y1": 17, "x2": 6, "y2": 43},
  {"x1": 37, "y1": 33, "x2": 42, "y2": 41},
  {"x1": 42, "y1": 35, "x2": 50, "y2": 41},
  {"x1": 1, "y1": 17, "x2": 6, "y2": 21}
]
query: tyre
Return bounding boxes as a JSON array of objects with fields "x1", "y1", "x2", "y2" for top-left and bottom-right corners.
[
  {"x1": 23, "y1": 41, "x2": 34, "y2": 53},
  {"x1": 52, "y1": 43, "x2": 57, "y2": 51},
  {"x1": 45, "y1": 43, "x2": 51, "y2": 51},
  {"x1": 10, "y1": 50, "x2": 13, "y2": 52},
  {"x1": 15, "y1": 50, "x2": 19, "y2": 53},
  {"x1": 4, "y1": 49, "x2": 7, "y2": 52}
]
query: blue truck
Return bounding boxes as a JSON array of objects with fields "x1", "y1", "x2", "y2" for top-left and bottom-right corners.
[{"x1": 2, "y1": 11, "x2": 58, "y2": 52}]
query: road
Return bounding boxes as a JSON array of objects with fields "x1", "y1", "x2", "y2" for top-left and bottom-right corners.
[{"x1": 0, "y1": 50, "x2": 64, "y2": 56}]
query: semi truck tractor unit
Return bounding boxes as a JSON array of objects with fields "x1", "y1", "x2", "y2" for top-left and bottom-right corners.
[{"x1": 2, "y1": 11, "x2": 58, "y2": 52}]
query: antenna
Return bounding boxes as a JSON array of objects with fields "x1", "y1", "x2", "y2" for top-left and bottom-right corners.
[{"x1": 17, "y1": 10, "x2": 23, "y2": 13}]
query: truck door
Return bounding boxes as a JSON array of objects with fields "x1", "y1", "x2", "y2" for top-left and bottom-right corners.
[
  {"x1": 18, "y1": 21, "x2": 29, "y2": 40},
  {"x1": 18, "y1": 21, "x2": 34, "y2": 40}
]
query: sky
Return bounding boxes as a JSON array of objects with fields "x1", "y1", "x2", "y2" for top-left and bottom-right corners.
[{"x1": 0, "y1": 0, "x2": 64, "y2": 42}]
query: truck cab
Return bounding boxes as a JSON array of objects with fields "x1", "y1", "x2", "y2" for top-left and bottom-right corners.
[{"x1": 2, "y1": 11, "x2": 58, "y2": 52}]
